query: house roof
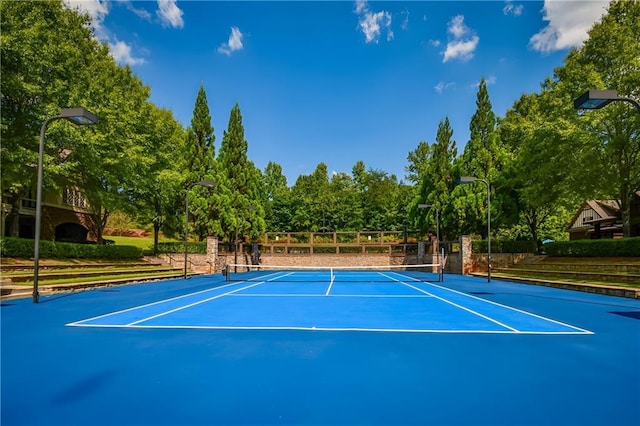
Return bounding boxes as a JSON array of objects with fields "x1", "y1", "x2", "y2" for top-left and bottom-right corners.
[
  {"x1": 567, "y1": 199, "x2": 619, "y2": 231},
  {"x1": 584, "y1": 200, "x2": 619, "y2": 223}
]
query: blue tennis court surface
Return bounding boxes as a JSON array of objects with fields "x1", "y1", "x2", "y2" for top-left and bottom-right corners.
[
  {"x1": 68, "y1": 272, "x2": 591, "y2": 334},
  {"x1": 2, "y1": 272, "x2": 639, "y2": 426}
]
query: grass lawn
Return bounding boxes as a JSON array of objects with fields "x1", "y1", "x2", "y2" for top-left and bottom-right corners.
[{"x1": 108, "y1": 235, "x2": 179, "y2": 250}]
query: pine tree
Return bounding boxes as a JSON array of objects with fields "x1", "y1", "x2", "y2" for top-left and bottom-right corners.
[
  {"x1": 413, "y1": 118, "x2": 457, "y2": 238},
  {"x1": 218, "y1": 103, "x2": 265, "y2": 242},
  {"x1": 185, "y1": 83, "x2": 215, "y2": 181},
  {"x1": 183, "y1": 83, "x2": 220, "y2": 240},
  {"x1": 456, "y1": 77, "x2": 509, "y2": 238}
]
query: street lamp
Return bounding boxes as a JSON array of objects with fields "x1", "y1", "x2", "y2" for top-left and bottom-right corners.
[
  {"x1": 184, "y1": 180, "x2": 216, "y2": 279},
  {"x1": 33, "y1": 108, "x2": 98, "y2": 303},
  {"x1": 457, "y1": 176, "x2": 491, "y2": 283},
  {"x1": 574, "y1": 89, "x2": 640, "y2": 113}
]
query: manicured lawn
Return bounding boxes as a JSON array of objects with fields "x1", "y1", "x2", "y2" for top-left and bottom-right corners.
[{"x1": 108, "y1": 235, "x2": 179, "y2": 250}]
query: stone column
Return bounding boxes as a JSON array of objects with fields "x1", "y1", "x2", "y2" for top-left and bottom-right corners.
[
  {"x1": 206, "y1": 236, "x2": 218, "y2": 273},
  {"x1": 460, "y1": 235, "x2": 472, "y2": 275},
  {"x1": 417, "y1": 241, "x2": 427, "y2": 264},
  {"x1": 431, "y1": 236, "x2": 439, "y2": 273}
]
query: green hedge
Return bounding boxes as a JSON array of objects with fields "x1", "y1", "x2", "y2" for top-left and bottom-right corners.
[
  {"x1": 156, "y1": 241, "x2": 207, "y2": 254},
  {"x1": 0, "y1": 237, "x2": 142, "y2": 259},
  {"x1": 544, "y1": 238, "x2": 640, "y2": 257},
  {"x1": 472, "y1": 240, "x2": 537, "y2": 254}
]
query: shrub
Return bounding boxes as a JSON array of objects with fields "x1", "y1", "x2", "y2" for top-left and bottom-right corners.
[
  {"x1": 0, "y1": 237, "x2": 142, "y2": 259},
  {"x1": 472, "y1": 240, "x2": 537, "y2": 254},
  {"x1": 0, "y1": 237, "x2": 34, "y2": 258},
  {"x1": 544, "y1": 238, "x2": 640, "y2": 257},
  {"x1": 156, "y1": 241, "x2": 206, "y2": 254}
]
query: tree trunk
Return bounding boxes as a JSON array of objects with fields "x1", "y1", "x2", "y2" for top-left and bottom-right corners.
[
  {"x1": 153, "y1": 221, "x2": 161, "y2": 255},
  {"x1": 5, "y1": 194, "x2": 22, "y2": 237},
  {"x1": 620, "y1": 196, "x2": 631, "y2": 238}
]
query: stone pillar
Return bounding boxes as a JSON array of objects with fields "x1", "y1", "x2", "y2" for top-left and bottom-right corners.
[
  {"x1": 206, "y1": 236, "x2": 218, "y2": 273},
  {"x1": 460, "y1": 235, "x2": 472, "y2": 275},
  {"x1": 431, "y1": 236, "x2": 439, "y2": 273},
  {"x1": 417, "y1": 241, "x2": 427, "y2": 264}
]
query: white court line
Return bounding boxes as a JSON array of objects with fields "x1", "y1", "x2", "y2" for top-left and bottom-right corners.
[
  {"x1": 229, "y1": 293, "x2": 430, "y2": 298},
  {"x1": 325, "y1": 272, "x2": 336, "y2": 296},
  {"x1": 125, "y1": 280, "x2": 267, "y2": 326},
  {"x1": 424, "y1": 281, "x2": 594, "y2": 334},
  {"x1": 67, "y1": 279, "x2": 262, "y2": 326},
  {"x1": 66, "y1": 323, "x2": 592, "y2": 334},
  {"x1": 379, "y1": 272, "x2": 520, "y2": 332}
]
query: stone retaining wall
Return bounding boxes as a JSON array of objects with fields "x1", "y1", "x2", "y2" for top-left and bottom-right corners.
[{"x1": 159, "y1": 235, "x2": 531, "y2": 276}]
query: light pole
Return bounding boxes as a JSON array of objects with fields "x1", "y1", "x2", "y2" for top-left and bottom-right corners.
[
  {"x1": 574, "y1": 89, "x2": 640, "y2": 113},
  {"x1": 33, "y1": 108, "x2": 98, "y2": 303},
  {"x1": 184, "y1": 180, "x2": 216, "y2": 279},
  {"x1": 458, "y1": 176, "x2": 491, "y2": 282}
]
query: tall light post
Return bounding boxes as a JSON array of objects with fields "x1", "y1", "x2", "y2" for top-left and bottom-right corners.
[
  {"x1": 184, "y1": 180, "x2": 216, "y2": 279},
  {"x1": 574, "y1": 89, "x2": 640, "y2": 113},
  {"x1": 458, "y1": 176, "x2": 491, "y2": 282},
  {"x1": 33, "y1": 108, "x2": 98, "y2": 303}
]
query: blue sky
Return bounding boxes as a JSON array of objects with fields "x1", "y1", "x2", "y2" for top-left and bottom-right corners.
[{"x1": 64, "y1": 0, "x2": 611, "y2": 185}]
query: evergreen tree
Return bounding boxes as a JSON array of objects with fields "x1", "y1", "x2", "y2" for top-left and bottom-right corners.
[
  {"x1": 456, "y1": 77, "x2": 508, "y2": 238},
  {"x1": 183, "y1": 84, "x2": 220, "y2": 241},
  {"x1": 185, "y1": 83, "x2": 215, "y2": 182},
  {"x1": 413, "y1": 118, "x2": 457, "y2": 239},
  {"x1": 217, "y1": 103, "x2": 265, "y2": 242}
]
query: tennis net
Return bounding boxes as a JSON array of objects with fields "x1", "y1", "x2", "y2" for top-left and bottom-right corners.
[{"x1": 224, "y1": 263, "x2": 443, "y2": 283}]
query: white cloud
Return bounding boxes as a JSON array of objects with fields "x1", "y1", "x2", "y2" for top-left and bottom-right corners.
[
  {"x1": 63, "y1": 0, "x2": 145, "y2": 66},
  {"x1": 430, "y1": 39, "x2": 441, "y2": 48},
  {"x1": 62, "y1": 0, "x2": 109, "y2": 39},
  {"x1": 503, "y1": 1, "x2": 524, "y2": 17},
  {"x1": 529, "y1": 0, "x2": 610, "y2": 53},
  {"x1": 109, "y1": 40, "x2": 146, "y2": 66},
  {"x1": 434, "y1": 81, "x2": 455, "y2": 94},
  {"x1": 156, "y1": 0, "x2": 184, "y2": 29},
  {"x1": 400, "y1": 8, "x2": 409, "y2": 31},
  {"x1": 124, "y1": 1, "x2": 152, "y2": 21},
  {"x1": 442, "y1": 15, "x2": 479, "y2": 63},
  {"x1": 217, "y1": 27, "x2": 244, "y2": 56},
  {"x1": 354, "y1": 1, "x2": 393, "y2": 44},
  {"x1": 354, "y1": 0, "x2": 367, "y2": 15},
  {"x1": 447, "y1": 15, "x2": 468, "y2": 39}
]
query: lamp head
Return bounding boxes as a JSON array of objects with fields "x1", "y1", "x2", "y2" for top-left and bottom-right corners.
[
  {"x1": 573, "y1": 90, "x2": 618, "y2": 110},
  {"x1": 60, "y1": 108, "x2": 99, "y2": 125},
  {"x1": 458, "y1": 176, "x2": 477, "y2": 184}
]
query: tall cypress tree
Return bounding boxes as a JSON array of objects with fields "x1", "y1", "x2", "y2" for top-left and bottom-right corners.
[
  {"x1": 184, "y1": 83, "x2": 218, "y2": 240},
  {"x1": 185, "y1": 83, "x2": 215, "y2": 181},
  {"x1": 456, "y1": 77, "x2": 508, "y2": 238},
  {"x1": 462, "y1": 77, "x2": 503, "y2": 180},
  {"x1": 413, "y1": 117, "x2": 457, "y2": 238},
  {"x1": 218, "y1": 102, "x2": 265, "y2": 242}
]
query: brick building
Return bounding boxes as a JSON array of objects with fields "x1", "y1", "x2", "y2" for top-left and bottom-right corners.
[{"x1": 2, "y1": 187, "x2": 95, "y2": 243}]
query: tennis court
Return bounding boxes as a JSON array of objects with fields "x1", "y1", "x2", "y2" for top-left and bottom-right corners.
[{"x1": 2, "y1": 267, "x2": 639, "y2": 425}]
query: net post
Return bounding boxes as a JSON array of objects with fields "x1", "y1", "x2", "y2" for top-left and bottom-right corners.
[
  {"x1": 440, "y1": 247, "x2": 445, "y2": 282},
  {"x1": 224, "y1": 263, "x2": 230, "y2": 281}
]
